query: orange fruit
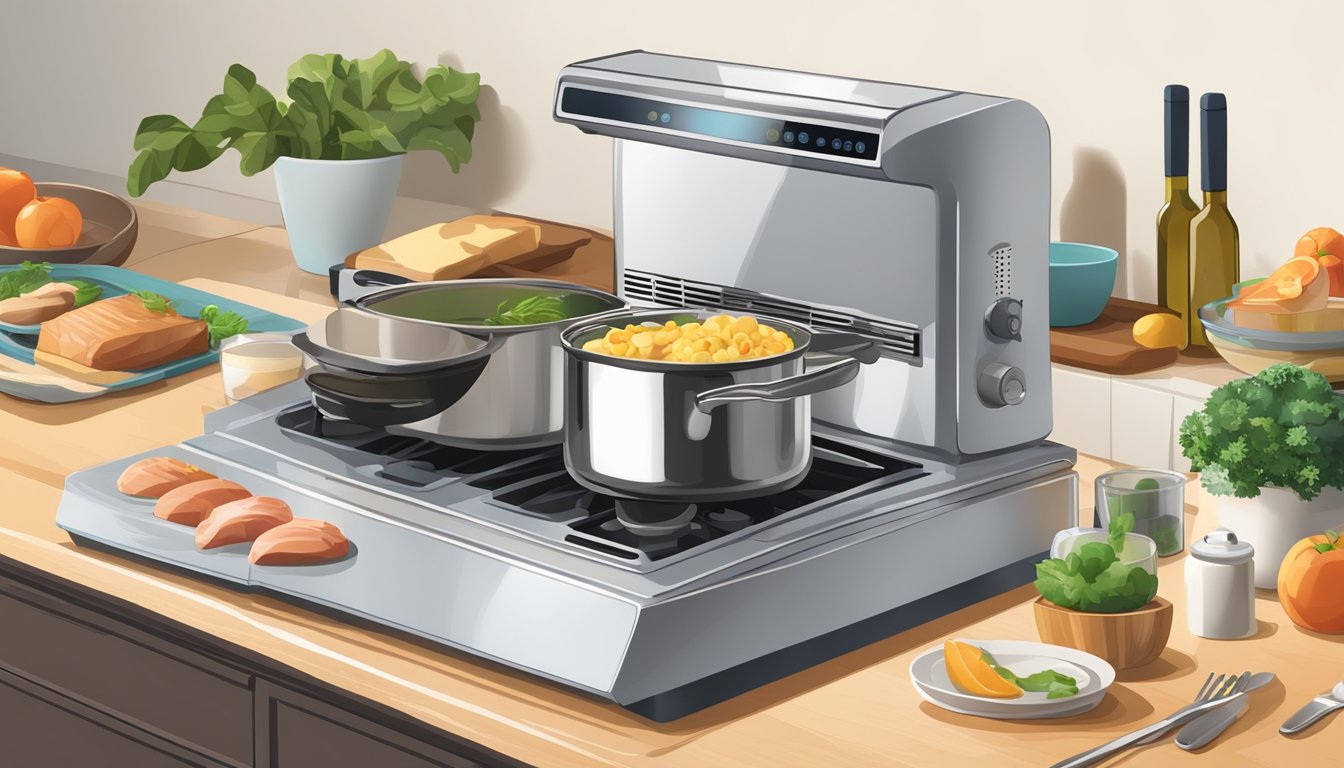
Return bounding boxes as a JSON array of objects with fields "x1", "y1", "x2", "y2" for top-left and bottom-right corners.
[
  {"x1": 0, "y1": 167, "x2": 37, "y2": 245},
  {"x1": 1294, "y1": 227, "x2": 1344, "y2": 297},
  {"x1": 15, "y1": 196, "x2": 83, "y2": 248},
  {"x1": 1231, "y1": 255, "x2": 1327, "y2": 314},
  {"x1": 943, "y1": 640, "x2": 1022, "y2": 698},
  {"x1": 1278, "y1": 533, "x2": 1344, "y2": 633}
]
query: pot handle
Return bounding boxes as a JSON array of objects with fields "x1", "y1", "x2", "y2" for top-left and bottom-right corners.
[
  {"x1": 694, "y1": 355, "x2": 860, "y2": 413},
  {"x1": 807, "y1": 332, "x2": 882, "y2": 364},
  {"x1": 336, "y1": 268, "x2": 414, "y2": 305}
]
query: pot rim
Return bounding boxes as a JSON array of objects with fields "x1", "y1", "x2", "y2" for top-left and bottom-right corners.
[
  {"x1": 274, "y1": 154, "x2": 405, "y2": 166},
  {"x1": 354, "y1": 277, "x2": 628, "y2": 335},
  {"x1": 560, "y1": 308, "x2": 815, "y2": 373}
]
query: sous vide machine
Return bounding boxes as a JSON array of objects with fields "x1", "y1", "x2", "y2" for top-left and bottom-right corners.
[{"x1": 56, "y1": 52, "x2": 1077, "y2": 722}]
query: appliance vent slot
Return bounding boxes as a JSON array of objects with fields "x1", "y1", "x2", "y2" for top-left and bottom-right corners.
[
  {"x1": 991, "y1": 243, "x2": 1013, "y2": 297},
  {"x1": 621, "y1": 269, "x2": 920, "y2": 360}
]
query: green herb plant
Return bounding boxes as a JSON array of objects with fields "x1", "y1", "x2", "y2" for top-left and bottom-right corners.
[
  {"x1": 1034, "y1": 512, "x2": 1158, "y2": 614},
  {"x1": 133, "y1": 293, "x2": 248, "y2": 347},
  {"x1": 0, "y1": 262, "x2": 101, "y2": 307},
  {"x1": 1178, "y1": 363, "x2": 1344, "y2": 501},
  {"x1": 484, "y1": 295, "x2": 568, "y2": 326},
  {"x1": 980, "y1": 649, "x2": 1079, "y2": 699},
  {"x1": 127, "y1": 49, "x2": 481, "y2": 197}
]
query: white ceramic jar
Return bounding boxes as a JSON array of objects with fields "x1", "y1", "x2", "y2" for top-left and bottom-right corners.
[{"x1": 1185, "y1": 529, "x2": 1256, "y2": 639}]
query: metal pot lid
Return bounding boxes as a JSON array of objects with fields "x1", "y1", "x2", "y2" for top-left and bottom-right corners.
[
  {"x1": 1191, "y1": 528, "x2": 1254, "y2": 564},
  {"x1": 295, "y1": 307, "x2": 495, "y2": 375},
  {"x1": 354, "y1": 277, "x2": 627, "y2": 333}
]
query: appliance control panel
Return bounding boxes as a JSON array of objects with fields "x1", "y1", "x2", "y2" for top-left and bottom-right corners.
[
  {"x1": 978, "y1": 362, "x2": 1027, "y2": 408},
  {"x1": 559, "y1": 86, "x2": 880, "y2": 161},
  {"x1": 984, "y1": 297, "x2": 1023, "y2": 342}
]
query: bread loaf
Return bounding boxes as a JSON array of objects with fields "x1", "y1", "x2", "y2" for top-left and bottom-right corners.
[
  {"x1": 349, "y1": 215, "x2": 542, "y2": 282},
  {"x1": 117, "y1": 457, "x2": 216, "y2": 498},
  {"x1": 249, "y1": 518, "x2": 350, "y2": 565}
]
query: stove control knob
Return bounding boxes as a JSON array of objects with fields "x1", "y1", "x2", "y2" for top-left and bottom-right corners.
[
  {"x1": 984, "y1": 297, "x2": 1024, "y2": 342},
  {"x1": 979, "y1": 363, "x2": 1026, "y2": 407}
]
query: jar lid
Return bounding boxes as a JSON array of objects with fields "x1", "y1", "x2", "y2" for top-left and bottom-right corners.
[{"x1": 1191, "y1": 528, "x2": 1254, "y2": 564}]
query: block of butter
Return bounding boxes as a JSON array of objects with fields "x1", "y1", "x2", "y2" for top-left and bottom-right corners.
[{"x1": 349, "y1": 215, "x2": 543, "y2": 282}]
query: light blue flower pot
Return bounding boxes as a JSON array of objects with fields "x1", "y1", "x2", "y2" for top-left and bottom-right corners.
[{"x1": 273, "y1": 155, "x2": 403, "y2": 275}]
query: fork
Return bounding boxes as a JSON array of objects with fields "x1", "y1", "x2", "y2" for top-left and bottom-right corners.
[{"x1": 1050, "y1": 672, "x2": 1248, "y2": 768}]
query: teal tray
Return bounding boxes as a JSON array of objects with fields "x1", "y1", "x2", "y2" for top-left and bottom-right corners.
[{"x1": 0, "y1": 265, "x2": 305, "y2": 393}]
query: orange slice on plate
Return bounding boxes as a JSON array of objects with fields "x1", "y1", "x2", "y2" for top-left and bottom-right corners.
[
  {"x1": 943, "y1": 640, "x2": 1022, "y2": 698},
  {"x1": 1229, "y1": 256, "x2": 1329, "y2": 314}
]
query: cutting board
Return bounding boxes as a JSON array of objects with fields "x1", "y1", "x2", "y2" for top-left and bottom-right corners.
[{"x1": 1050, "y1": 298, "x2": 1180, "y2": 374}]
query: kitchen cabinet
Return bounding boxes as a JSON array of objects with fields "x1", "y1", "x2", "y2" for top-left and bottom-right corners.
[{"x1": 0, "y1": 556, "x2": 528, "y2": 768}]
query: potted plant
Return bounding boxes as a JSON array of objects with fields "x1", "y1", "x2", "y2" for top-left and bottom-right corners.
[
  {"x1": 126, "y1": 49, "x2": 481, "y2": 274},
  {"x1": 1179, "y1": 363, "x2": 1344, "y2": 588},
  {"x1": 1033, "y1": 513, "x2": 1172, "y2": 669}
]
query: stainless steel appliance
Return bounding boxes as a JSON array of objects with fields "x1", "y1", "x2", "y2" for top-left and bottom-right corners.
[{"x1": 56, "y1": 52, "x2": 1077, "y2": 722}]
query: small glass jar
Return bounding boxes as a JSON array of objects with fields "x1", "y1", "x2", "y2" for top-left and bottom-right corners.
[
  {"x1": 219, "y1": 332, "x2": 304, "y2": 404},
  {"x1": 1095, "y1": 469, "x2": 1187, "y2": 557},
  {"x1": 1050, "y1": 527, "x2": 1158, "y2": 576}
]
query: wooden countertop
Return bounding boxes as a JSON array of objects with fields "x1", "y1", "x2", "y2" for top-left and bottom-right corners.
[{"x1": 1, "y1": 204, "x2": 1337, "y2": 767}]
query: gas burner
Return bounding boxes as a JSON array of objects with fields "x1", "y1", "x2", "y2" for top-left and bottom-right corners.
[{"x1": 614, "y1": 499, "x2": 699, "y2": 537}]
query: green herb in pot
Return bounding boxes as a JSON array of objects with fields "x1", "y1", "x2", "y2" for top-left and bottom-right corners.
[
  {"x1": 1035, "y1": 512, "x2": 1158, "y2": 614},
  {"x1": 483, "y1": 295, "x2": 569, "y2": 326}
]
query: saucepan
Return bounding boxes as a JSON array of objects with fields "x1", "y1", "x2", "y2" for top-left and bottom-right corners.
[
  {"x1": 297, "y1": 272, "x2": 628, "y2": 446},
  {"x1": 560, "y1": 309, "x2": 881, "y2": 502}
]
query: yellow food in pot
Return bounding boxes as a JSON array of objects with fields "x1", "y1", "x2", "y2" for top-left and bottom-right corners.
[{"x1": 581, "y1": 314, "x2": 795, "y2": 363}]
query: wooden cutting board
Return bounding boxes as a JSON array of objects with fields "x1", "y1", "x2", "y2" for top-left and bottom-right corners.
[{"x1": 1050, "y1": 298, "x2": 1180, "y2": 374}]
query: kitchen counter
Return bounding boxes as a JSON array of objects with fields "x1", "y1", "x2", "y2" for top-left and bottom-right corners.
[{"x1": 2, "y1": 203, "x2": 1339, "y2": 767}]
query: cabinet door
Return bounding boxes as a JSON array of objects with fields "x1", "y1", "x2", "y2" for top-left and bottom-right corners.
[
  {"x1": 0, "y1": 667, "x2": 226, "y2": 768},
  {"x1": 257, "y1": 681, "x2": 516, "y2": 768}
]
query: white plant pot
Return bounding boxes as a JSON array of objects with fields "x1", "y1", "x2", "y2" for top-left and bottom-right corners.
[
  {"x1": 273, "y1": 155, "x2": 403, "y2": 275},
  {"x1": 1216, "y1": 485, "x2": 1344, "y2": 589}
]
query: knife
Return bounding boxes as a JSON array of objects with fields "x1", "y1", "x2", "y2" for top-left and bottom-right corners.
[
  {"x1": 1280, "y1": 680, "x2": 1344, "y2": 735},
  {"x1": 1176, "y1": 672, "x2": 1274, "y2": 750}
]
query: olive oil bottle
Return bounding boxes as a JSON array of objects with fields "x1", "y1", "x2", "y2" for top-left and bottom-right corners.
[
  {"x1": 1156, "y1": 85, "x2": 1199, "y2": 347},
  {"x1": 1188, "y1": 92, "x2": 1239, "y2": 348}
]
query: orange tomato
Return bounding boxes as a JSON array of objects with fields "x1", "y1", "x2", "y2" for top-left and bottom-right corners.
[
  {"x1": 0, "y1": 167, "x2": 37, "y2": 245},
  {"x1": 1294, "y1": 227, "x2": 1344, "y2": 297},
  {"x1": 15, "y1": 196, "x2": 83, "y2": 249},
  {"x1": 1229, "y1": 255, "x2": 1328, "y2": 313},
  {"x1": 1278, "y1": 531, "x2": 1344, "y2": 633}
]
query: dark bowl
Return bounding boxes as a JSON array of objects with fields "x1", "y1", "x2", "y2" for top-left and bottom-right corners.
[{"x1": 0, "y1": 182, "x2": 138, "y2": 266}]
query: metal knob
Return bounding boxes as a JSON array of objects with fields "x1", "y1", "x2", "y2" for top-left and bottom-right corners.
[
  {"x1": 984, "y1": 297, "x2": 1023, "y2": 342},
  {"x1": 979, "y1": 363, "x2": 1026, "y2": 407}
]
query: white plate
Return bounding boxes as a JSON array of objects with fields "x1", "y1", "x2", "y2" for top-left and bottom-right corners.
[{"x1": 909, "y1": 638, "x2": 1115, "y2": 719}]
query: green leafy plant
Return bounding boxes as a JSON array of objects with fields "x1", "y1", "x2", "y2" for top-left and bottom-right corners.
[
  {"x1": 981, "y1": 649, "x2": 1079, "y2": 699},
  {"x1": 127, "y1": 49, "x2": 481, "y2": 197},
  {"x1": 1179, "y1": 363, "x2": 1344, "y2": 501},
  {"x1": 0, "y1": 261, "x2": 53, "y2": 300},
  {"x1": 199, "y1": 304, "x2": 249, "y2": 345},
  {"x1": 483, "y1": 295, "x2": 568, "y2": 326},
  {"x1": 1034, "y1": 513, "x2": 1158, "y2": 614}
]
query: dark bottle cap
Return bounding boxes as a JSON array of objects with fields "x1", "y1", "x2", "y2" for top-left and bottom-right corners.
[
  {"x1": 1164, "y1": 85, "x2": 1190, "y2": 177},
  {"x1": 1200, "y1": 92, "x2": 1228, "y2": 192}
]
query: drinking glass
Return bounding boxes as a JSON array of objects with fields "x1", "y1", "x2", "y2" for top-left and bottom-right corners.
[
  {"x1": 219, "y1": 333, "x2": 304, "y2": 405},
  {"x1": 1095, "y1": 469, "x2": 1187, "y2": 557}
]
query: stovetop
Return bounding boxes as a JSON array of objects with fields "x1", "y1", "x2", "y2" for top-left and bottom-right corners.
[{"x1": 272, "y1": 405, "x2": 927, "y2": 565}]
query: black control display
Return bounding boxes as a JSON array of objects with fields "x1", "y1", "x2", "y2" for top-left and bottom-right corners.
[{"x1": 560, "y1": 88, "x2": 879, "y2": 161}]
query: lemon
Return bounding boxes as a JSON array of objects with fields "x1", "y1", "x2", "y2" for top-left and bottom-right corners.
[{"x1": 1132, "y1": 312, "x2": 1185, "y2": 349}]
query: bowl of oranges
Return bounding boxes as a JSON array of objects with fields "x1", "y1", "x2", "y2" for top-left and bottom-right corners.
[{"x1": 0, "y1": 167, "x2": 138, "y2": 266}]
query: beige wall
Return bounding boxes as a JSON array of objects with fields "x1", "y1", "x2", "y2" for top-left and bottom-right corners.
[{"x1": 2, "y1": 0, "x2": 1336, "y2": 300}]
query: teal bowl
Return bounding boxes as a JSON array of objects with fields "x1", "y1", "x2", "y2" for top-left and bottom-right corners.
[{"x1": 1049, "y1": 242, "x2": 1118, "y2": 327}]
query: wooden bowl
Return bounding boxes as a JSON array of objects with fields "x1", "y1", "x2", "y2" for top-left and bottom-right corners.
[
  {"x1": 0, "y1": 182, "x2": 138, "y2": 267},
  {"x1": 1033, "y1": 596, "x2": 1173, "y2": 670}
]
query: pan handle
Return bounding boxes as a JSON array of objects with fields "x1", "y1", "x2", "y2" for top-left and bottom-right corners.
[
  {"x1": 336, "y1": 268, "x2": 414, "y2": 304},
  {"x1": 694, "y1": 356, "x2": 859, "y2": 413}
]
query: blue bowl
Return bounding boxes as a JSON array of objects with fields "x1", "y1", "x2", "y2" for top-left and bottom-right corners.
[{"x1": 1049, "y1": 242, "x2": 1118, "y2": 327}]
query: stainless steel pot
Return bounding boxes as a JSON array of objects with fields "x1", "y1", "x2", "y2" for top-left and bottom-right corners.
[
  {"x1": 325, "y1": 271, "x2": 627, "y2": 447},
  {"x1": 560, "y1": 309, "x2": 880, "y2": 502}
]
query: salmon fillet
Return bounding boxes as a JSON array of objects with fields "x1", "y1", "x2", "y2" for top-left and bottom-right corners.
[
  {"x1": 117, "y1": 457, "x2": 216, "y2": 498},
  {"x1": 37, "y1": 294, "x2": 208, "y2": 371},
  {"x1": 196, "y1": 497, "x2": 293, "y2": 550},
  {"x1": 154, "y1": 479, "x2": 251, "y2": 526}
]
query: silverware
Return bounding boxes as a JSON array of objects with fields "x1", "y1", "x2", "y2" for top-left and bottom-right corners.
[
  {"x1": 1050, "y1": 672, "x2": 1245, "y2": 768},
  {"x1": 1280, "y1": 680, "x2": 1344, "y2": 735},
  {"x1": 1176, "y1": 671, "x2": 1274, "y2": 750}
]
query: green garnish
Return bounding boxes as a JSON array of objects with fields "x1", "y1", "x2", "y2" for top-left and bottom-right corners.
[
  {"x1": 1315, "y1": 529, "x2": 1341, "y2": 554},
  {"x1": 1034, "y1": 511, "x2": 1159, "y2": 614},
  {"x1": 983, "y1": 650, "x2": 1080, "y2": 699},
  {"x1": 133, "y1": 289, "x2": 174, "y2": 314},
  {"x1": 0, "y1": 260, "x2": 53, "y2": 301},
  {"x1": 65, "y1": 279, "x2": 103, "y2": 308},
  {"x1": 199, "y1": 304, "x2": 248, "y2": 345},
  {"x1": 483, "y1": 295, "x2": 569, "y2": 326},
  {"x1": 1107, "y1": 510, "x2": 1134, "y2": 554}
]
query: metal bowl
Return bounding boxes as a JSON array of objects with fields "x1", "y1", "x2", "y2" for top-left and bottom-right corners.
[
  {"x1": 0, "y1": 182, "x2": 138, "y2": 266},
  {"x1": 1198, "y1": 295, "x2": 1344, "y2": 382}
]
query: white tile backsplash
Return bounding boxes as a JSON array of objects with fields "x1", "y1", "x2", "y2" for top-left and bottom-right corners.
[
  {"x1": 1050, "y1": 366, "x2": 1112, "y2": 459},
  {"x1": 1109, "y1": 381, "x2": 1175, "y2": 469}
]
